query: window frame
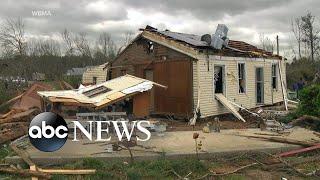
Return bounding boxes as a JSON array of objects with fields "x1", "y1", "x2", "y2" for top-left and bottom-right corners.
[
  {"x1": 271, "y1": 63, "x2": 278, "y2": 90},
  {"x1": 237, "y1": 62, "x2": 247, "y2": 94}
]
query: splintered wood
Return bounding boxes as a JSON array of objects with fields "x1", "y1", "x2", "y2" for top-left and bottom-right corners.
[{"x1": 0, "y1": 108, "x2": 39, "y2": 144}]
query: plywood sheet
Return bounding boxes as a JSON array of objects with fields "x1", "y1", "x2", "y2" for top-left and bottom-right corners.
[{"x1": 215, "y1": 94, "x2": 246, "y2": 122}]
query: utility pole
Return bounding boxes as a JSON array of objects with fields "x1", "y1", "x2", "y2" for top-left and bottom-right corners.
[{"x1": 276, "y1": 35, "x2": 279, "y2": 55}]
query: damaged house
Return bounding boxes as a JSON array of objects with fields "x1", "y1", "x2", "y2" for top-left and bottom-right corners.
[
  {"x1": 110, "y1": 25, "x2": 287, "y2": 120},
  {"x1": 82, "y1": 63, "x2": 110, "y2": 85}
]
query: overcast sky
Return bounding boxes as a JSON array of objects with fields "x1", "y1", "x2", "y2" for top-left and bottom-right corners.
[{"x1": 0, "y1": 0, "x2": 319, "y2": 59}]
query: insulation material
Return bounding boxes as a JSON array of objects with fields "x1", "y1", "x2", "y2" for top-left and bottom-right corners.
[{"x1": 121, "y1": 81, "x2": 153, "y2": 94}]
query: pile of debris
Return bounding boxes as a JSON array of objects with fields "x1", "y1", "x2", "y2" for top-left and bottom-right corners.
[{"x1": 0, "y1": 82, "x2": 51, "y2": 144}]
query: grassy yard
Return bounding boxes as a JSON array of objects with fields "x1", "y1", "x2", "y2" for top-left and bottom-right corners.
[{"x1": 0, "y1": 144, "x2": 319, "y2": 179}]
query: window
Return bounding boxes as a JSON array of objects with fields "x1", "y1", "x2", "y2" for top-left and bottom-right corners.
[
  {"x1": 92, "y1": 77, "x2": 97, "y2": 85},
  {"x1": 272, "y1": 64, "x2": 277, "y2": 90},
  {"x1": 238, "y1": 63, "x2": 246, "y2": 93},
  {"x1": 83, "y1": 86, "x2": 111, "y2": 98},
  {"x1": 120, "y1": 69, "x2": 127, "y2": 75}
]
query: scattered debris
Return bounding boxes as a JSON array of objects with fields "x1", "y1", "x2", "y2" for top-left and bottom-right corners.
[
  {"x1": 289, "y1": 115, "x2": 320, "y2": 132},
  {"x1": 11, "y1": 82, "x2": 52, "y2": 111}
]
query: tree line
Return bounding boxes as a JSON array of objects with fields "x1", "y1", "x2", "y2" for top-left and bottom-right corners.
[
  {"x1": 0, "y1": 17, "x2": 133, "y2": 80},
  {"x1": 286, "y1": 12, "x2": 320, "y2": 88},
  {"x1": 291, "y1": 12, "x2": 320, "y2": 61}
]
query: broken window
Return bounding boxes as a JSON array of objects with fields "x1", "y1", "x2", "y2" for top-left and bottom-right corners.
[
  {"x1": 147, "y1": 41, "x2": 154, "y2": 54},
  {"x1": 238, "y1": 63, "x2": 246, "y2": 93},
  {"x1": 83, "y1": 86, "x2": 111, "y2": 98},
  {"x1": 272, "y1": 64, "x2": 277, "y2": 90}
]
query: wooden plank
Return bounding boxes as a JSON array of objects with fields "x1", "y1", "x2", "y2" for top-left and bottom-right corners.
[
  {"x1": 30, "y1": 165, "x2": 39, "y2": 180},
  {"x1": 238, "y1": 135, "x2": 315, "y2": 147},
  {"x1": 38, "y1": 168, "x2": 96, "y2": 175},
  {"x1": 0, "y1": 110, "x2": 16, "y2": 119},
  {"x1": 278, "y1": 144, "x2": 320, "y2": 157},
  {"x1": 278, "y1": 61, "x2": 288, "y2": 111},
  {"x1": 214, "y1": 94, "x2": 246, "y2": 122},
  {"x1": 0, "y1": 168, "x2": 50, "y2": 179},
  {"x1": 107, "y1": 91, "x2": 126, "y2": 100}
]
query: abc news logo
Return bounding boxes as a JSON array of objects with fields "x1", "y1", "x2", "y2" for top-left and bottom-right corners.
[{"x1": 29, "y1": 112, "x2": 151, "y2": 152}]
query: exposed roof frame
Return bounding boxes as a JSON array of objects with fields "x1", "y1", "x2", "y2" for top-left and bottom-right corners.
[{"x1": 141, "y1": 31, "x2": 200, "y2": 60}]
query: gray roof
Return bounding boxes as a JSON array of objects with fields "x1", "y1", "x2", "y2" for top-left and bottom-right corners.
[
  {"x1": 157, "y1": 30, "x2": 208, "y2": 47},
  {"x1": 66, "y1": 67, "x2": 87, "y2": 76},
  {"x1": 145, "y1": 26, "x2": 276, "y2": 57}
]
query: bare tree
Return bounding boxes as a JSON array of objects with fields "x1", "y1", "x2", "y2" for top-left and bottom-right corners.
[
  {"x1": 291, "y1": 18, "x2": 303, "y2": 59},
  {"x1": 117, "y1": 31, "x2": 134, "y2": 55},
  {"x1": 0, "y1": 17, "x2": 26, "y2": 57},
  {"x1": 97, "y1": 32, "x2": 116, "y2": 59},
  {"x1": 74, "y1": 32, "x2": 92, "y2": 58},
  {"x1": 61, "y1": 29, "x2": 75, "y2": 56},
  {"x1": 301, "y1": 12, "x2": 319, "y2": 61},
  {"x1": 28, "y1": 39, "x2": 61, "y2": 57},
  {"x1": 259, "y1": 33, "x2": 275, "y2": 53}
]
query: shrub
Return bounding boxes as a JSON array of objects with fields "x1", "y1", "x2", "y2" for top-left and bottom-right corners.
[{"x1": 296, "y1": 84, "x2": 320, "y2": 117}]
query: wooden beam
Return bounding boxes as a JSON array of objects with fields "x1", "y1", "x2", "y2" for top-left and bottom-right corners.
[
  {"x1": 38, "y1": 168, "x2": 96, "y2": 175},
  {"x1": 238, "y1": 135, "x2": 315, "y2": 147},
  {"x1": 278, "y1": 144, "x2": 320, "y2": 157},
  {"x1": 0, "y1": 168, "x2": 50, "y2": 179},
  {"x1": 142, "y1": 31, "x2": 199, "y2": 59}
]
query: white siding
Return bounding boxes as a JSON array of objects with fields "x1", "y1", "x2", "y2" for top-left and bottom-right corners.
[{"x1": 193, "y1": 57, "x2": 286, "y2": 118}]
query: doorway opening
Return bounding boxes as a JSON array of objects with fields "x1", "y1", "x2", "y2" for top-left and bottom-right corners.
[{"x1": 214, "y1": 65, "x2": 225, "y2": 94}]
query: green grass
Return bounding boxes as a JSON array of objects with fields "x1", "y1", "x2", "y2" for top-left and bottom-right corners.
[
  {"x1": 0, "y1": 144, "x2": 14, "y2": 162},
  {"x1": 50, "y1": 157, "x2": 209, "y2": 180}
]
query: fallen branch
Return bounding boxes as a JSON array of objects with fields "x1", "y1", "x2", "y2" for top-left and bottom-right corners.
[
  {"x1": 169, "y1": 169, "x2": 183, "y2": 179},
  {"x1": 261, "y1": 151, "x2": 307, "y2": 177},
  {"x1": 265, "y1": 155, "x2": 320, "y2": 170},
  {"x1": 210, "y1": 163, "x2": 258, "y2": 176},
  {"x1": 195, "y1": 163, "x2": 257, "y2": 179}
]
